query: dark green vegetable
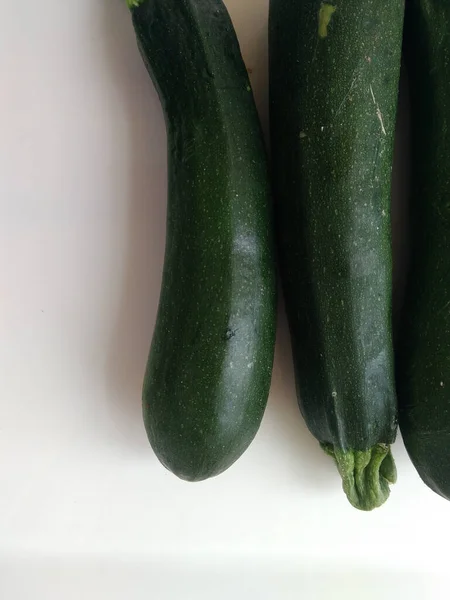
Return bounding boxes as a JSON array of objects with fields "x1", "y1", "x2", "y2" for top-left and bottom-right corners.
[
  {"x1": 397, "y1": 0, "x2": 450, "y2": 500},
  {"x1": 127, "y1": 0, "x2": 276, "y2": 481},
  {"x1": 269, "y1": 0, "x2": 403, "y2": 509}
]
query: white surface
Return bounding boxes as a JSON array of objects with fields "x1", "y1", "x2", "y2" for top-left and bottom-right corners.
[{"x1": 0, "y1": 0, "x2": 448, "y2": 598}]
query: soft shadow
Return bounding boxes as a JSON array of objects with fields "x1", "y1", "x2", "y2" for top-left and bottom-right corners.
[
  {"x1": 269, "y1": 294, "x2": 337, "y2": 486},
  {"x1": 102, "y1": 0, "x2": 167, "y2": 452},
  {"x1": 390, "y1": 64, "x2": 412, "y2": 470}
]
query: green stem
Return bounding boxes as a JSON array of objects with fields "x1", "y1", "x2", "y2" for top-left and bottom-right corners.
[
  {"x1": 126, "y1": 0, "x2": 145, "y2": 9},
  {"x1": 321, "y1": 443, "x2": 397, "y2": 511}
]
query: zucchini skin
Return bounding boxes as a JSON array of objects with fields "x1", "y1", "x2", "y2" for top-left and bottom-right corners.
[
  {"x1": 269, "y1": 0, "x2": 403, "y2": 509},
  {"x1": 397, "y1": 0, "x2": 450, "y2": 500},
  {"x1": 129, "y1": 0, "x2": 276, "y2": 481}
]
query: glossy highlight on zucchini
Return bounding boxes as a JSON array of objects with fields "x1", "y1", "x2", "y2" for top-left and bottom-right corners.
[
  {"x1": 127, "y1": 0, "x2": 277, "y2": 480},
  {"x1": 269, "y1": 0, "x2": 404, "y2": 510}
]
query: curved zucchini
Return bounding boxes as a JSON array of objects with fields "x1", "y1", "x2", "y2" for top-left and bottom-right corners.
[
  {"x1": 127, "y1": 0, "x2": 277, "y2": 480},
  {"x1": 269, "y1": 0, "x2": 403, "y2": 509},
  {"x1": 397, "y1": 0, "x2": 450, "y2": 500}
]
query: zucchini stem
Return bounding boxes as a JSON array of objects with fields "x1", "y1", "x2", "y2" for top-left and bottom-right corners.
[
  {"x1": 321, "y1": 443, "x2": 397, "y2": 511},
  {"x1": 126, "y1": 0, "x2": 145, "y2": 9}
]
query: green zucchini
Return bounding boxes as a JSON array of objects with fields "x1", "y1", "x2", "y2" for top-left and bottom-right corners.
[
  {"x1": 127, "y1": 0, "x2": 276, "y2": 480},
  {"x1": 397, "y1": 0, "x2": 450, "y2": 500},
  {"x1": 269, "y1": 0, "x2": 404, "y2": 509}
]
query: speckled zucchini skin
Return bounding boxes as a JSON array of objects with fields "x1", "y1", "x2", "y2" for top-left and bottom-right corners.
[
  {"x1": 269, "y1": 0, "x2": 403, "y2": 509},
  {"x1": 129, "y1": 0, "x2": 276, "y2": 480},
  {"x1": 397, "y1": 0, "x2": 450, "y2": 500}
]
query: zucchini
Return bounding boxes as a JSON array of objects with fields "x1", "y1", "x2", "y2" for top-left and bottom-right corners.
[
  {"x1": 127, "y1": 0, "x2": 277, "y2": 480},
  {"x1": 397, "y1": 0, "x2": 450, "y2": 500},
  {"x1": 269, "y1": 0, "x2": 403, "y2": 509}
]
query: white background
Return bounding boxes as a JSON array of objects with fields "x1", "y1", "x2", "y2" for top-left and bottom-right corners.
[{"x1": 0, "y1": 0, "x2": 448, "y2": 598}]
